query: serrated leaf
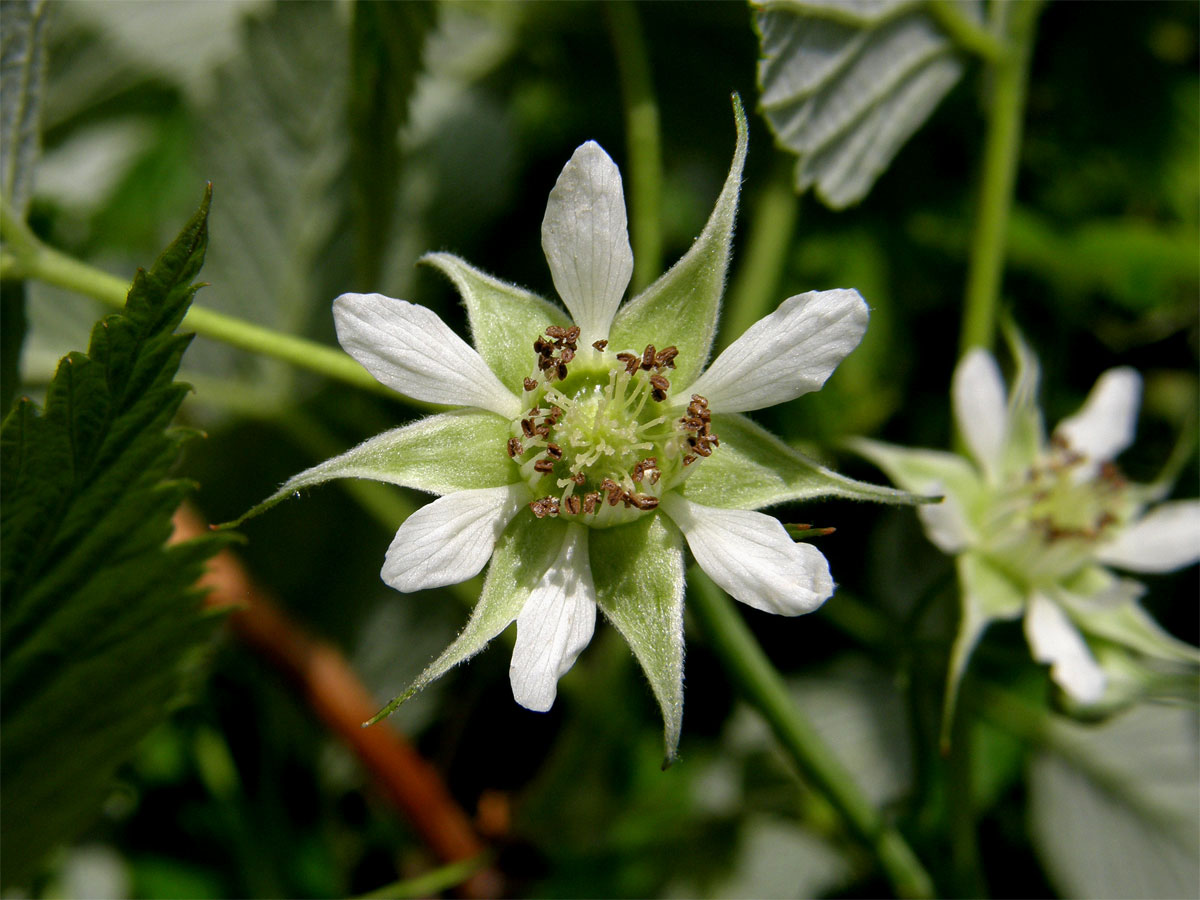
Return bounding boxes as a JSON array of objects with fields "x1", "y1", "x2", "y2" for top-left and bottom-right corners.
[
  {"x1": 224, "y1": 409, "x2": 515, "y2": 529},
  {"x1": 1030, "y1": 704, "x2": 1200, "y2": 900},
  {"x1": 0, "y1": 0, "x2": 47, "y2": 218},
  {"x1": 681, "y1": 413, "x2": 928, "y2": 510},
  {"x1": 592, "y1": 514, "x2": 686, "y2": 764},
  {"x1": 0, "y1": 189, "x2": 228, "y2": 888},
  {"x1": 754, "y1": 0, "x2": 978, "y2": 208}
]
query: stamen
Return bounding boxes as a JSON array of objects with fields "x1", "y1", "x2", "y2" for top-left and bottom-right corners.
[
  {"x1": 506, "y1": 437, "x2": 523, "y2": 458},
  {"x1": 592, "y1": 339, "x2": 608, "y2": 351},
  {"x1": 523, "y1": 377, "x2": 538, "y2": 392}
]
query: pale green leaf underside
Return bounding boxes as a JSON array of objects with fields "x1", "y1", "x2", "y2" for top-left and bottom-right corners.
[
  {"x1": 367, "y1": 511, "x2": 563, "y2": 724},
  {"x1": 225, "y1": 410, "x2": 514, "y2": 528},
  {"x1": 1030, "y1": 704, "x2": 1200, "y2": 900},
  {"x1": 0, "y1": 0, "x2": 47, "y2": 218},
  {"x1": 422, "y1": 252, "x2": 571, "y2": 394},
  {"x1": 591, "y1": 513, "x2": 686, "y2": 764},
  {"x1": 607, "y1": 95, "x2": 749, "y2": 388},
  {"x1": 754, "y1": 0, "x2": 976, "y2": 208},
  {"x1": 682, "y1": 414, "x2": 928, "y2": 510}
]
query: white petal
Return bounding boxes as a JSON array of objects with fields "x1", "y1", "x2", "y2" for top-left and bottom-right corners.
[
  {"x1": 662, "y1": 495, "x2": 833, "y2": 615},
  {"x1": 952, "y1": 349, "x2": 1008, "y2": 482},
  {"x1": 1054, "y1": 367, "x2": 1141, "y2": 463},
  {"x1": 334, "y1": 293, "x2": 522, "y2": 418},
  {"x1": 509, "y1": 524, "x2": 597, "y2": 712},
  {"x1": 1096, "y1": 500, "x2": 1200, "y2": 574},
  {"x1": 683, "y1": 289, "x2": 868, "y2": 413},
  {"x1": 540, "y1": 142, "x2": 632, "y2": 343},
  {"x1": 382, "y1": 484, "x2": 528, "y2": 592},
  {"x1": 1024, "y1": 592, "x2": 1106, "y2": 703},
  {"x1": 917, "y1": 489, "x2": 974, "y2": 553}
]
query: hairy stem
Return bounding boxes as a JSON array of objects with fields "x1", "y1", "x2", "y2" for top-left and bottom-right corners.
[
  {"x1": 958, "y1": 1, "x2": 1043, "y2": 356},
  {"x1": 606, "y1": 0, "x2": 663, "y2": 292},
  {"x1": 1, "y1": 199, "x2": 395, "y2": 399},
  {"x1": 689, "y1": 571, "x2": 936, "y2": 899}
]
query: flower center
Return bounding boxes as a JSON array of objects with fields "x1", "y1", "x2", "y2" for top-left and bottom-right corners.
[
  {"x1": 505, "y1": 326, "x2": 718, "y2": 527},
  {"x1": 984, "y1": 435, "x2": 1134, "y2": 582}
]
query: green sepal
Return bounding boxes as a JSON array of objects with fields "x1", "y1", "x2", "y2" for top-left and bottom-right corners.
[
  {"x1": 223, "y1": 409, "x2": 514, "y2": 529},
  {"x1": 422, "y1": 252, "x2": 571, "y2": 393},
  {"x1": 591, "y1": 513, "x2": 686, "y2": 765},
  {"x1": 941, "y1": 551, "x2": 1026, "y2": 748},
  {"x1": 1000, "y1": 322, "x2": 1045, "y2": 476},
  {"x1": 607, "y1": 94, "x2": 748, "y2": 387},
  {"x1": 365, "y1": 511, "x2": 561, "y2": 724},
  {"x1": 682, "y1": 414, "x2": 931, "y2": 510},
  {"x1": 1058, "y1": 568, "x2": 1200, "y2": 665}
]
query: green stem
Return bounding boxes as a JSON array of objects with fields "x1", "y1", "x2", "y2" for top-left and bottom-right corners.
[
  {"x1": 945, "y1": 688, "x2": 986, "y2": 898},
  {"x1": 1, "y1": 200, "x2": 393, "y2": 399},
  {"x1": 720, "y1": 155, "x2": 800, "y2": 350},
  {"x1": 689, "y1": 572, "x2": 936, "y2": 899},
  {"x1": 356, "y1": 852, "x2": 495, "y2": 900},
  {"x1": 958, "y1": 0, "x2": 1042, "y2": 356},
  {"x1": 606, "y1": 0, "x2": 662, "y2": 292},
  {"x1": 926, "y1": 0, "x2": 1006, "y2": 63}
]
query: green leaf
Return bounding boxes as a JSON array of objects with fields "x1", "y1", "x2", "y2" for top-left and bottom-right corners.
[
  {"x1": 753, "y1": 0, "x2": 975, "y2": 208},
  {"x1": 422, "y1": 252, "x2": 570, "y2": 393},
  {"x1": 366, "y1": 511, "x2": 560, "y2": 724},
  {"x1": 607, "y1": 94, "x2": 748, "y2": 388},
  {"x1": 591, "y1": 513, "x2": 686, "y2": 764},
  {"x1": 349, "y1": 0, "x2": 435, "y2": 289},
  {"x1": 0, "y1": 189, "x2": 228, "y2": 888},
  {"x1": 224, "y1": 409, "x2": 515, "y2": 529},
  {"x1": 0, "y1": 0, "x2": 47, "y2": 218},
  {"x1": 682, "y1": 414, "x2": 929, "y2": 510},
  {"x1": 1029, "y1": 704, "x2": 1200, "y2": 899}
]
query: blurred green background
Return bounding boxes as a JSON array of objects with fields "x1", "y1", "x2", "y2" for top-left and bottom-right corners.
[{"x1": 8, "y1": 1, "x2": 1198, "y2": 897}]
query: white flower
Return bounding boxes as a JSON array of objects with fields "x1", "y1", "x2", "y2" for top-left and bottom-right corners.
[
  {"x1": 856, "y1": 336, "x2": 1200, "y2": 719},
  {"x1": 240, "y1": 98, "x2": 918, "y2": 761}
]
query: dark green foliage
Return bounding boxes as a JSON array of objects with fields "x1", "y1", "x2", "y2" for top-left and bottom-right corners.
[{"x1": 0, "y1": 188, "x2": 229, "y2": 888}]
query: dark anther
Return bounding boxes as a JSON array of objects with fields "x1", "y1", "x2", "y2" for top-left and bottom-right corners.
[
  {"x1": 632, "y1": 494, "x2": 659, "y2": 511},
  {"x1": 564, "y1": 326, "x2": 580, "y2": 344},
  {"x1": 583, "y1": 492, "x2": 600, "y2": 514},
  {"x1": 649, "y1": 374, "x2": 670, "y2": 392},
  {"x1": 557, "y1": 362, "x2": 568, "y2": 381},
  {"x1": 560, "y1": 347, "x2": 575, "y2": 364},
  {"x1": 651, "y1": 389, "x2": 667, "y2": 403},
  {"x1": 534, "y1": 458, "x2": 555, "y2": 473},
  {"x1": 564, "y1": 495, "x2": 582, "y2": 516},
  {"x1": 538, "y1": 356, "x2": 555, "y2": 372},
  {"x1": 530, "y1": 499, "x2": 550, "y2": 518},
  {"x1": 641, "y1": 345, "x2": 656, "y2": 370},
  {"x1": 545, "y1": 325, "x2": 568, "y2": 339},
  {"x1": 682, "y1": 455, "x2": 696, "y2": 466},
  {"x1": 546, "y1": 443, "x2": 563, "y2": 460},
  {"x1": 521, "y1": 419, "x2": 535, "y2": 437},
  {"x1": 523, "y1": 377, "x2": 538, "y2": 392},
  {"x1": 506, "y1": 437, "x2": 524, "y2": 458},
  {"x1": 571, "y1": 471, "x2": 586, "y2": 485},
  {"x1": 593, "y1": 339, "x2": 608, "y2": 351},
  {"x1": 655, "y1": 347, "x2": 678, "y2": 369}
]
